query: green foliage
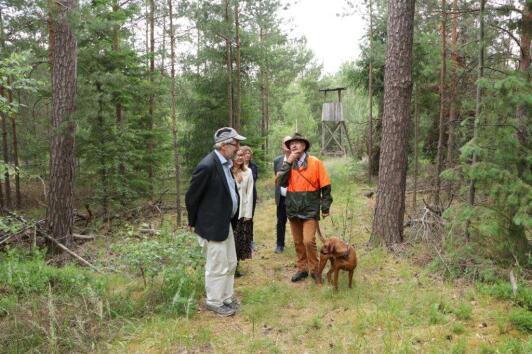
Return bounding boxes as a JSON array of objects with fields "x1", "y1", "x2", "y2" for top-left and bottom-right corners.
[
  {"x1": 0, "y1": 50, "x2": 40, "y2": 116},
  {"x1": 452, "y1": 303, "x2": 472, "y2": 321},
  {"x1": 479, "y1": 282, "x2": 532, "y2": 311},
  {"x1": 443, "y1": 72, "x2": 532, "y2": 265},
  {"x1": 509, "y1": 308, "x2": 532, "y2": 333},
  {"x1": 451, "y1": 322, "x2": 465, "y2": 334},
  {"x1": 451, "y1": 338, "x2": 467, "y2": 354},
  {"x1": 115, "y1": 227, "x2": 204, "y2": 315},
  {"x1": 0, "y1": 248, "x2": 104, "y2": 297},
  {"x1": 0, "y1": 214, "x2": 25, "y2": 233},
  {"x1": 428, "y1": 302, "x2": 449, "y2": 325}
]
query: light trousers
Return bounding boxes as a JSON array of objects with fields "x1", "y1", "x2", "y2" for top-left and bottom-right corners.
[{"x1": 197, "y1": 224, "x2": 237, "y2": 307}]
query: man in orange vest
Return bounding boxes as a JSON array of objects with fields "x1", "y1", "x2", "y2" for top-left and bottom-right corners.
[{"x1": 277, "y1": 133, "x2": 333, "y2": 283}]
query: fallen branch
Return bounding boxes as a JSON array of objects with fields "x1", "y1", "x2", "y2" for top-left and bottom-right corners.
[
  {"x1": 72, "y1": 233, "x2": 95, "y2": 240},
  {"x1": 0, "y1": 233, "x2": 17, "y2": 246},
  {"x1": 43, "y1": 234, "x2": 100, "y2": 273}
]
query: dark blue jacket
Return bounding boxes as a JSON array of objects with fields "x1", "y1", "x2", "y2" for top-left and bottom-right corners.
[{"x1": 185, "y1": 151, "x2": 239, "y2": 242}]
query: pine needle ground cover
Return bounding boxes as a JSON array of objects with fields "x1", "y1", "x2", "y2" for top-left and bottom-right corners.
[{"x1": 97, "y1": 159, "x2": 530, "y2": 353}]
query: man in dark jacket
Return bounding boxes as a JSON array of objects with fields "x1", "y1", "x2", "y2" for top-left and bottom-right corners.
[
  {"x1": 185, "y1": 127, "x2": 246, "y2": 316},
  {"x1": 277, "y1": 133, "x2": 332, "y2": 283},
  {"x1": 273, "y1": 136, "x2": 292, "y2": 253}
]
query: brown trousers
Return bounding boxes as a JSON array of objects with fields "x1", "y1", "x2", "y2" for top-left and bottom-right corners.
[{"x1": 289, "y1": 218, "x2": 318, "y2": 274}]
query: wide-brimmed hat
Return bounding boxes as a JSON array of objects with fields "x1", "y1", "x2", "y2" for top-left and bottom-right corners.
[
  {"x1": 214, "y1": 127, "x2": 246, "y2": 144},
  {"x1": 284, "y1": 133, "x2": 310, "y2": 151}
]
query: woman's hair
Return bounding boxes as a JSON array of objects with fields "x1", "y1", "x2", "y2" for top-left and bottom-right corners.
[
  {"x1": 240, "y1": 145, "x2": 253, "y2": 154},
  {"x1": 233, "y1": 149, "x2": 248, "y2": 172}
]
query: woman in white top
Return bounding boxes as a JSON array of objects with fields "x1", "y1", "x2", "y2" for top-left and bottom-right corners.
[{"x1": 231, "y1": 148, "x2": 254, "y2": 276}]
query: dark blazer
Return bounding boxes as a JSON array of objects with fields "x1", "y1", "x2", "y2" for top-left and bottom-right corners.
[
  {"x1": 185, "y1": 151, "x2": 238, "y2": 242},
  {"x1": 273, "y1": 155, "x2": 285, "y2": 205}
]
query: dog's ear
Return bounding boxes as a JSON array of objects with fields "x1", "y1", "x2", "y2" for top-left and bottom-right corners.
[
  {"x1": 327, "y1": 242, "x2": 335, "y2": 254},
  {"x1": 333, "y1": 241, "x2": 348, "y2": 255}
]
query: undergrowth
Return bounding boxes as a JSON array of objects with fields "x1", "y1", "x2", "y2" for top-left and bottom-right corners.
[{"x1": 0, "y1": 226, "x2": 204, "y2": 353}]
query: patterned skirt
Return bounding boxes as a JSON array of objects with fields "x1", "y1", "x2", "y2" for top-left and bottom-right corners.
[{"x1": 234, "y1": 218, "x2": 252, "y2": 261}]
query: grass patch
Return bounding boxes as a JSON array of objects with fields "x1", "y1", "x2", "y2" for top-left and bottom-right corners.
[{"x1": 509, "y1": 308, "x2": 532, "y2": 333}]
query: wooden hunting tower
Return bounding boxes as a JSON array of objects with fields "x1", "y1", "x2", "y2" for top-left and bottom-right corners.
[{"x1": 320, "y1": 87, "x2": 352, "y2": 156}]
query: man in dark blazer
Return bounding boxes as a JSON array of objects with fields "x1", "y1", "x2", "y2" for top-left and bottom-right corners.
[
  {"x1": 273, "y1": 136, "x2": 292, "y2": 253},
  {"x1": 186, "y1": 127, "x2": 246, "y2": 317}
]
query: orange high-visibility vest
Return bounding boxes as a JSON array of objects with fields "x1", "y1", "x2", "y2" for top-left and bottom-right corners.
[{"x1": 287, "y1": 155, "x2": 331, "y2": 192}]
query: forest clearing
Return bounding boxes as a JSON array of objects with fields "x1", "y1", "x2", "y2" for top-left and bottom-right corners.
[
  {"x1": 2, "y1": 159, "x2": 531, "y2": 353},
  {"x1": 0, "y1": 0, "x2": 530, "y2": 352}
]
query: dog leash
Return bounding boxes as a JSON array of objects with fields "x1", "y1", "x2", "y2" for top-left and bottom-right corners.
[{"x1": 316, "y1": 222, "x2": 326, "y2": 243}]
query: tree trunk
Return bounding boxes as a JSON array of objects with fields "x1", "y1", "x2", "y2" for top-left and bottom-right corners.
[
  {"x1": 96, "y1": 82, "x2": 108, "y2": 216},
  {"x1": 435, "y1": 0, "x2": 447, "y2": 206},
  {"x1": 47, "y1": 0, "x2": 55, "y2": 74},
  {"x1": 413, "y1": 85, "x2": 419, "y2": 211},
  {"x1": 368, "y1": 0, "x2": 374, "y2": 184},
  {"x1": 161, "y1": 1, "x2": 166, "y2": 76},
  {"x1": 0, "y1": 85, "x2": 11, "y2": 209},
  {"x1": 510, "y1": 1, "x2": 531, "y2": 256},
  {"x1": 446, "y1": 0, "x2": 459, "y2": 198},
  {"x1": 234, "y1": 0, "x2": 241, "y2": 131},
  {"x1": 148, "y1": 0, "x2": 155, "y2": 194},
  {"x1": 47, "y1": 0, "x2": 77, "y2": 253},
  {"x1": 370, "y1": 0, "x2": 415, "y2": 248},
  {"x1": 168, "y1": 0, "x2": 181, "y2": 226},
  {"x1": 112, "y1": 0, "x2": 125, "y2": 178},
  {"x1": 259, "y1": 25, "x2": 269, "y2": 154},
  {"x1": 224, "y1": 0, "x2": 233, "y2": 127},
  {"x1": 468, "y1": 0, "x2": 484, "y2": 207},
  {"x1": 7, "y1": 79, "x2": 21, "y2": 208},
  {"x1": 516, "y1": 2, "x2": 530, "y2": 178}
]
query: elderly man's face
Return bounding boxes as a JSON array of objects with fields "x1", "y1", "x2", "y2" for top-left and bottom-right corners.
[
  {"x1": 289, "y1": 140, "x2": 305, "y2": 154},
  {"x1": 221, "y1": 139, "x2": 239, "y2": 159}
]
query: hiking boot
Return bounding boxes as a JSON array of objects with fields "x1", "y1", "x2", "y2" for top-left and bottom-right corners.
[
  {"x1": 274, "y1": 245, "x2": 284, "y2": 254},
  {"x1": 206, "y1": 304, "x2": 236, "y2": 317},
  {"x1": 224, "y1": 299, "x2": 241, "y2": 311},
  {"x1": 235, "y1": 269, "x2": 243, "y2": 278},
  {"x1": 291, "y1": 271, "x2": 308, "y2": 282}
]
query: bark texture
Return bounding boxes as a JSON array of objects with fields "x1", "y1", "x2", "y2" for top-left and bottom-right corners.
[
  {"x1": 370, "y1": 0, "x2": 416, "y2": 248},
  {"x1": 47, "y1": 0, "x2": 77, "y2": 252}
]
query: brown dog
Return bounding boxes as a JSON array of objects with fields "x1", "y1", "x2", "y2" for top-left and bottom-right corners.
[{"x1": 316, "y1": 227, "x2": 357, "y2": 290}]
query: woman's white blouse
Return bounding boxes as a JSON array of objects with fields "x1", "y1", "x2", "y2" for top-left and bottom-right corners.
[{"x1": 235, "y1": 169, "x2": 254, "y2": 219}]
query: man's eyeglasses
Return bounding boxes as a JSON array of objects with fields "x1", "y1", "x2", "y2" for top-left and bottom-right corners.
[{"x1": 225, "y1": 141, "x2": 239, "y2": 148}]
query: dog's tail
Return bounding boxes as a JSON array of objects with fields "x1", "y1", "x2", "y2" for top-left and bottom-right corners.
[{"x1": 316, "y1": 223, "x2": 326, "y2": 244}]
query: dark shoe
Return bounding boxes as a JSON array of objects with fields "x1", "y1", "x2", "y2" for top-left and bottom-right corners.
[
  {"x1": 224, "y1": 299, "x2": 241, "y2": 311},
  {"x1": 235, "y1": 269, "x2": 243, "y2": 278},
  {"x1": 206, "y1": 304, "x2": 236, "y2": 317},
  {"x1": 291, "y1": 271, "x2": 308, "y2": 282},
  {"x1": 274, "y1": 246, "x2": 284, "y2": 254}
]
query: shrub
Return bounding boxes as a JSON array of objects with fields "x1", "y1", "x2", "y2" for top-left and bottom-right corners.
[{"x1": 116, "y1": 227, "x2": 204, "y2": 315}]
